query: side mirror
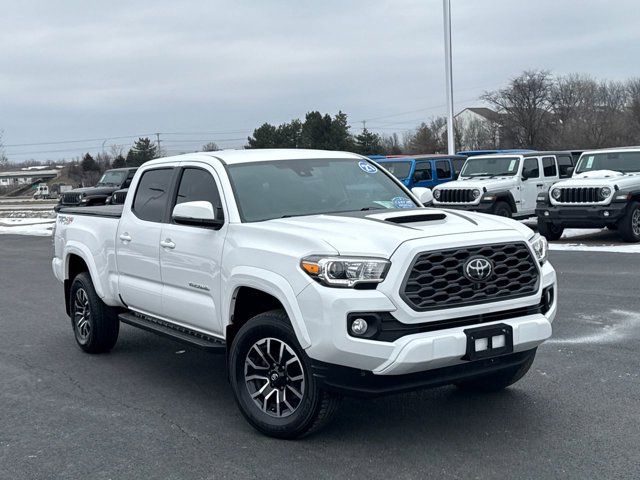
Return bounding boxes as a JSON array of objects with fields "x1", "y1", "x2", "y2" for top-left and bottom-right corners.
[
  {"x1": 172, "y1": 201, "x2": 223, "y2": 228},
  {"x1": 566, "y1": 166, "x2": 575, "y2": 177},
  {"x1": 521, "y1": 171, "x2": 529, "y2": 181},
  {"x1": 411, "y1": 187, "x2": 433, "y2": 206}
]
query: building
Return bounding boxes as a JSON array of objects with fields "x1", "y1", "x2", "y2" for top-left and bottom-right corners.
[
  {"x1": 0, "y1": 169, "x2": 60, "y2": 187},
  {"x1": 454, "y1": 108, "x2": 502, "y2": 151}
]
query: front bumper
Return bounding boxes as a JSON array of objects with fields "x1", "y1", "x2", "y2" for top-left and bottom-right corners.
[
  {"x1": 536, "y1": 202, "x2": 627, "y2": 227},
  {"x1": 297, "y1": 254, "x2": 556, "y2": 376},
  {"x1": 311, "y1": 348, "x2": 536, "y2": 397}
]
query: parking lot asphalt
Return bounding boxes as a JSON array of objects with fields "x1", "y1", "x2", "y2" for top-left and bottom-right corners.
[{"x1": 1, "y1": 235, "x2": 639, "y2": 480}]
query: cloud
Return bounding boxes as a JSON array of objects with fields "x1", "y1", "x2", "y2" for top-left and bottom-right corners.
[{"x1": 2, "y1": 0, "x2": 640, "y2": 160}]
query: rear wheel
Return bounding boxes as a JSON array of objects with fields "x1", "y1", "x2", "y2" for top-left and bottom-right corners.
[
  {"x1": 455, "y1": 349, "x2": 537, "y2": 392},
  {"x1": 229, "y1": 310, "x2": 341, "y2": 438},
  {"x1": 617, "y1": 201, "x2": 640, "y2": 243},
  {"x1": 69, "y1": 272, "x2": 119, "y2": 353},
  {"x1": 492, "y1": 201, "x2": 512, "y2": 218},
  {"x1": 538, "y1": 220, "x2": 564, "y2": 241}
]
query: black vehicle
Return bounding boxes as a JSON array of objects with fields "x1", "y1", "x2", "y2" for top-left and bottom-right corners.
[
  {"x1": 55, "y1": 168, "x2": 137, "y2": 212},
  {"x1": 109, "y1": 188, "x2": 129, "y2": 205}
]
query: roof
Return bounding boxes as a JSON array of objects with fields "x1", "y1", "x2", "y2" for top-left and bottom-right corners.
[
  {"x1": 580, "y1": 146, "x2": 640, "y2": 156},
  {"x1": 459, "y1": 107, "x2": 501, "y2": 123},
  {"x1": 379, "y1": 154, "x2": 467, "y2": 161},
  {"x1": 142, "y1": 149, "x2": 365, "y2": 167}
]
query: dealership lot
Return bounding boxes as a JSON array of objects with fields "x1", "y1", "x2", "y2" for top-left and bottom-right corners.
[{"x1": 1, "y1": 235, "x2": 639, "y2": 479}]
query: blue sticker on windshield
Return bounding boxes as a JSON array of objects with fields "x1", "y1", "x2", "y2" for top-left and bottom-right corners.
[
  {"x1": 392, "y1": 196, "x2": 414, "y2": 209},
  {"x1": 358, "y1": 160, "x2": 378, "y2": 173}
]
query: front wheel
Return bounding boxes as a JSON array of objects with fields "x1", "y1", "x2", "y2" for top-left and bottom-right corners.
[
  {"x1": 229, "y1": 311, "x2": 341, "y2": 439},
  {"x1": 617, "y1": 201, "x2": 640, "y2": 243},
  {"x1": 455, "y1": 349, "x2": 537, "y2": 392},
  {"x1": 538, "y1": 220, "x2": 564, "y2": 241},
  {"x1": 492, "y1": 201, "x2": 512, "y2": 218}
]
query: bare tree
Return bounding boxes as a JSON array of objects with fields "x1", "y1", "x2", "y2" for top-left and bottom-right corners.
[
  {"x1": 202, "y1": 142, "x2": 220, "y2": 152},
  {"x1": 403, "y1": 118, "x2": 447, "y2": 154},
  {"x1": 381, "y1": 133, "x2": 403, "y2": 154},
  {"x1": 483, "y1": 70, "x2": 555, "y2": 149},
  {"x1": 459, "y1": 118, "x2": 499, "y2": 150}
]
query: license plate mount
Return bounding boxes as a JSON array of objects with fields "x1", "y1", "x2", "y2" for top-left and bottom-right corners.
[{"x1": 463, "y1": 323, "x2": 513, "y2": 361}]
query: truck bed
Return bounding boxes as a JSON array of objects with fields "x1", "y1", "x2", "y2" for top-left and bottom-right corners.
[{"x1": 58, "y1": 205, "x2": 124, "y2": 218}]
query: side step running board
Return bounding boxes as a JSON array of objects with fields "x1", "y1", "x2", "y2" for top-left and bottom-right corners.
[{"x1": 119, "y1": 312, "x2": 226, "y2": 353}]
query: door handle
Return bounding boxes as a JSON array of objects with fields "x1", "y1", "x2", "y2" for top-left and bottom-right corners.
[
  {"x1": 119, "y1": 232, "x2": 132, "y2": 242},
  {"x1": 160, "y1": 238, "x2": 176, "y2": 249},
  {"x1": 536, "y1": 183, "x2": 544, "y2": 187}
]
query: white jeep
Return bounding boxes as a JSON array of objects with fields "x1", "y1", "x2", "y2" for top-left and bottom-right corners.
[
  {"x1": 432, "y1": 152, "x2": 574, "y2": 218},
  {"x1": 536, "y1": 147, "x2": 640, "y2": 242},
  {"x1": 52, "y1": 149, "x2": 557, "y2": 438}
]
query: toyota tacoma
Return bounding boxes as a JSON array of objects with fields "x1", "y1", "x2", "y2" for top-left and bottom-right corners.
[{"x1": 52, "y1": 149, "x2": 557, "y2": 438}]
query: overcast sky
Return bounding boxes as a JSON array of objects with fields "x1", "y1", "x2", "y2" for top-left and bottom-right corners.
[{"x1": 2, "y1": 0, "x2": 640, "y2": 161}]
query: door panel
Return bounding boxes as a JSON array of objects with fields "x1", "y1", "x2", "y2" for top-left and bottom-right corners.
[
  {"x1": 160, "y1": 166, "x2": 227, "y2": 334},
  {"x1": 116, "y1": 167, "x2": 174, "y2": 315},
  {"x1": 520, "y1": 157, "x2": 541, "y2": 215}
]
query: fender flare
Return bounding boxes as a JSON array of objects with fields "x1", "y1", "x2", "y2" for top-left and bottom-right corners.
[
  {"x1": 63, "y1": 241, "x2": 107, "y2": 299},
  {"x1": 224, "y1": 266, "x2": 312, "y2": 349},
  {"x1": 487, "y1": 190, "x2": 517, "y2": 212}
]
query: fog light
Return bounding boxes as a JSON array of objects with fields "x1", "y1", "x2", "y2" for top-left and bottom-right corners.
[
  {"x1": 603, "y1": 211, "x2": 610, "y2": 217},
  {"x1": 544, "y1": 211, "x2": 550, "y2": 217},
  {"x1": 351, "y1": 318, "x2": 368, "y2": 336}
]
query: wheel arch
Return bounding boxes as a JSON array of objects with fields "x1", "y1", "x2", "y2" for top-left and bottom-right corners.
[
  {"x1": 224, "y1": 267, "x2": 312, "y2": 350},
  {"x1": 63, "y1": 243, "x2": 106, "y2": 315},
  {"x1": 491, "y1": 191, "x2": 517, "y2": 212}
]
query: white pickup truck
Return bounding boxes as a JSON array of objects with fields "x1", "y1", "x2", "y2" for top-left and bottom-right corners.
[{"x1": 52, "y1": 149, "x2": 557, "y2": 438}]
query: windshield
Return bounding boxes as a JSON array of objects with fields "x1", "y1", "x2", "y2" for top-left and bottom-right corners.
[
  {"x1": 575, "y1": 152, "x2": 640, "y2": 174},
  {"x1": 227, "y1": 158, "x2": 417, "y2": 222},
  {"x1": 97, "y1": 170, "x2": 127, "y2": 186},
  {"x1": 378, "y1": 161, "x2": 412, "y2": 180},
  {"x1": 460, "y1": 157, "x2": 520, "y2": 177}
]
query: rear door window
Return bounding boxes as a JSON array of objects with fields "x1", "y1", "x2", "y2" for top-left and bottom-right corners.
[
  {"x1": 132, "y1": 168, "x2": 174, "y2": 222},
  {"x1": 435, "y1": 160, "x2": 452, "y2": 179},
  {"x1": 542, "y1": 157, "x2": 557, "y2": 177},
  {"x1": 412, "y1": 162, "x2": 432, "y2": 182}
]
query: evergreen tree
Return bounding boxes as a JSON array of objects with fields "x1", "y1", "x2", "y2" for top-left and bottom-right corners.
[
  {"x1": 81, "y1": 153, "x2": 99, "y2": 172},
  {"x1": 126, "y1": 137, "x2": 158, "y2": 167},
  {"x1": 354, "y1": 128, "x2": 383, "y2": 155},
  {"x1": 111, "y1": 154, "x2": 126, "y2": 168},
  {"x1": 202, "y1": 142, "x2": 219, "y2": 152}
]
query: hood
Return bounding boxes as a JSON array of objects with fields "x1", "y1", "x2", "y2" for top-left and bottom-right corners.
[
  {"x1": 435, "y1": 177, "x2": 517, "y2": 192},
  {"x1": 240, "y1": 208, "x2": 532, "y2": 258},
  {"x1": 556, "y1": 170, "x2": 640, "y2": 189}
]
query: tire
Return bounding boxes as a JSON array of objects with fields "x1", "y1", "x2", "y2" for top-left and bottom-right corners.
[
  {"x1": 493, "y1": 201, "x2": 512, "y2": 218},
  {"x1": 69, "y1": 272, "x2": 119, "y2": 353},
  {"x1": 455, "y1": 349, "x2": 537, "y2": 393},
  {"x1": 617, "y1": 201, "x2": 640, "y2": 243},
  {"x1": 229, "y1": 310, "x2": 341, "y2": 439},
  {"x1": 538, "y1": 219, "x2": 564, "y2": 241}
]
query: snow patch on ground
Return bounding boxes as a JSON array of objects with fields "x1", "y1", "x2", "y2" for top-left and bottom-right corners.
[
  {"x1": 547, "y1": 309, "x2": 640, "y2": 345},
  {"x1": 0, "y1": 214, "x2": 56, "y2": 236}
]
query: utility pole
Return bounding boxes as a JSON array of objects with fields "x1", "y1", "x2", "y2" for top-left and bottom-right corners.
[
  {"x1": 361, "y1": 120, "x2": 367, "y2": 132},
  {"x1": 443, "y1": 0, "x2": 455, "y2": 155},
  {"x1": 155, "y1": 132, "x2": 162, "y2": 157}
]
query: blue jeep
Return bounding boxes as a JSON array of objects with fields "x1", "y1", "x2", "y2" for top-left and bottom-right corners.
[{"x1": 373, "y1": 154, "x2": 467, "y2": 189}]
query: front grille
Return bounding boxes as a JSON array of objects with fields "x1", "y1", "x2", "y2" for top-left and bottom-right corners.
[
  {"x1": 61, "y1": 192, "x2": 82, "y2": 204},
  {"x1": 439, "y1": 188, "x2": 475, "y2": 203},
  {"x1": 556, "y1": 187, "x2": 603, "y2": 203},
  {"x1": 111, "y1": 190, "x2": 127, "y2": 205},
  {"x1": 401, "y1": 242, "x2": 539, "y2": 311}
]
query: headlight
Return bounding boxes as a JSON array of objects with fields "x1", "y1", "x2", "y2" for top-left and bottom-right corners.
[
  {"x1": 529, "y1": 233, "x2": 548, "y2": 265},
  {"x1": 472, "y1": 188, "x2": 481, "y2": 199},
  {"x1": 300, "y1": 256, "x2": 390, "y2": 287},
  {"x1": 551, "y1": 188, "x2": 561, "y2": 200},
  {"x1": 433, "y1": 189, "x2": 441, "y2": 200},
  {"x1": 600, "y1": 187, "x2": 612, "y2": 199}
]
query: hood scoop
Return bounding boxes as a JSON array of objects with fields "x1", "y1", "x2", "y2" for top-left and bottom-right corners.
[{"x1": 383, "y1": 213, "x2": 446, "y2": 224}]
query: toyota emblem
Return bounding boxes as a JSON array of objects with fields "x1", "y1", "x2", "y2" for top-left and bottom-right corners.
[{"x1": 463, "y1": 256, "x2": 493, "y2": 282}]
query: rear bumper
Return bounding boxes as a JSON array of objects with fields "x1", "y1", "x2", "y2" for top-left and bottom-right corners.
[
  {"x1": 536, "y1": 202, "x2": 627, "y2": 227},
  {"x1": 311, "y1": 348, "x2": 537, "y2": 397}
]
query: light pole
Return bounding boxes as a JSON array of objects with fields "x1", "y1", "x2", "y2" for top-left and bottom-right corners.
[{"x1": 443, "y1": 0, "x2": 455, "y2": 154}]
